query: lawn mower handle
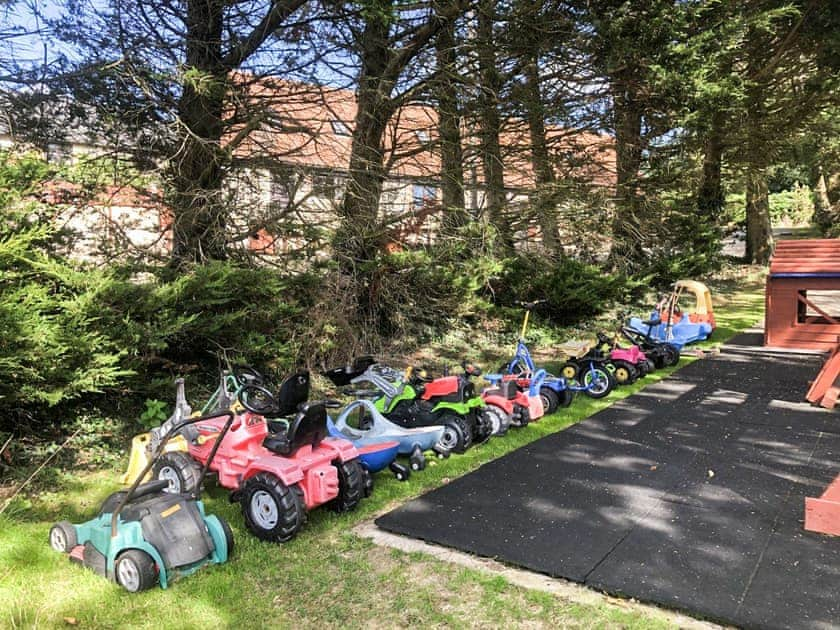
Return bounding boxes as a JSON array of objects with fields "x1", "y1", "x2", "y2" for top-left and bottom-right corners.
[{"x1": 110, "y1": 410, "x2": 235, "y2": 538}]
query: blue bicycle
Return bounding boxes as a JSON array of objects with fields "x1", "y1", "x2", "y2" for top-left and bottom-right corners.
[{"x1": 500, "y1": 302, "x2": 615, "y2": 410}]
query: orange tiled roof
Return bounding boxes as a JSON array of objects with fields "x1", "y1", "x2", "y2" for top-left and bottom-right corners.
[{"x1": 230, "y1": 77, "x2": 616, "y2": 189}]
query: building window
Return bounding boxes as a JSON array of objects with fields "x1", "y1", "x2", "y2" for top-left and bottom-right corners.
[
  {"x1": 312, "y1": 173, "x2": 337, "y2": 199},
  {"x1": 797, "y1": 290, "x2": 840, "y2": 325},
  {"x1": 412, "y1": 184, "x2": 438, "y2": 209},
  {"x1": 330, "y1": 120, "x2": 351, "y2": 136}
]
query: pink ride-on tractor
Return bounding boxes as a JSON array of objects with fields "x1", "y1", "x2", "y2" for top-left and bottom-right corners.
[
  {"x1": 153, "y1": 373, "x2": 367, "y2": 543},
  {"x1": 595, "y1": 332, "x2": 654, "y2": 385}
]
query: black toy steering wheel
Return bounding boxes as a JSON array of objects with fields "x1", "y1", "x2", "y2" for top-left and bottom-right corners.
[
  {"x1": 234, "y1": 365, "x2": 264, "y2": 387},
  {"x1": 238, "y1": 384, "x2": 278, "y2": 415}
]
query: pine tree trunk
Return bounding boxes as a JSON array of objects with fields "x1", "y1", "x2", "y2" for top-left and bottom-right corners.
[
  {"x1": 337, "y1": 12, "x2": 393, "y2": 257},
  {"x1": 609, "y1": 76, "x2": 644, "y2": 268},
  {"x1": 435, "y1": 22, "x2": 467, "y2": 230},
  {"x1": 522, "y1": 54, "x2": 559, "y2": 254},
  {"x1": 696, "y1": 113, "x2": 724, "y2": 221},
  {"x1": 745, "y1": 168, "x2": 773, "y2": 263},
  {"x1": 476, "y1": 0, "x2": 511, "y2": 249},
  {"x1": 334, "y1": 16, "x2": 395, "y2": 325},
  {"x1": 170, "y1": 0, "x2": 227, "y2": 264}
]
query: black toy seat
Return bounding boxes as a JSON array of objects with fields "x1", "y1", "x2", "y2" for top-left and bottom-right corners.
[
  {"x1": 274, "y1": 371, "x2": 311, "y2": 416},
  {"x1": 322, "y1": 356, "x2": 376, "y2": 386},
  {"x1": 485, "y1": 379, "x2": 518, "y2": 400},
  {"x1": 263, "y1": 402, "x2": 328, "y2": 456}
]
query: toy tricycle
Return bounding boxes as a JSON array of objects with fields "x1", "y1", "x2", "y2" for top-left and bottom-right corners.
[
  {"x1": 621, "y1": 318, "x2": 681, "y2": 368},
  {"x1": 502, "y1": 302, "x2": 613, "y2": 402},
  {"x1": 594, "y1": 331, "x2": 654, "y2": 385},
  {"x1": 50, "y1": 411, "x2": 236, "y2": 592}
]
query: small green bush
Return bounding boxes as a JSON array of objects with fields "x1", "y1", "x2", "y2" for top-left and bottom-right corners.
[{"x1": 492, "y1": 255, "x2": 637, "y2": 325}]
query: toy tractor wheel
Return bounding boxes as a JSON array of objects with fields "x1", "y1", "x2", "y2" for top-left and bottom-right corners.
[
  {"x1": 361, "y1": 468, "x2": 374, "y2": 497},
  {"x1": 483, "y1": 404, "x2": 510, "y2": 436},
  {"x1": 561, "y1": 363, "x2": 579, "y2": 380},
  {"x1": 582, "y1": 366, "x2": 615, "y2": 399},
  {"x1": 558, "y1": 388, "x2": 575, "y2": 408},
  {"x1": 328, "y1": 459, "x2": 366, "y2": 513},
  {"x1": 390, "y1": 461, "x2": 410, "y2": 481},
  {"x1": 115, "y1": 549, "x2": 158, "y2": 593},
  {"x1": 240, "y1": 473, "x2": 306, "y2": 543},
  {"x1": 436, "y1": 414, "x2": 472, "y2": 454},
  {"x1": 510, "y1": 404, "x2": 530, "y2": 429},
  {"x1": 641, "y1": 359, "x2": 655, "y2": 375},
  {"x1": 153, "y1": 451, "x2": 202, "y2": 495},
  {"x1": 49, "y1": 521, "x2": 77, "y2": 553},
  {"x1": 409, "y1": 446, "x2": 426, "y2": 471},
  {"x1": 664, "y1": 344, "x2": 681, "y2": 367},
  {"x1": 539, "y1": 388, "x2": 560, "y2": 415},
  {"x1": 611, "y1": 360, "x2": 637, "y2": 385}
]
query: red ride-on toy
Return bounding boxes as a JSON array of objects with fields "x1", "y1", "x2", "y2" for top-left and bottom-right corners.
[
  {"x1": 480, "y1": 368, "x2": 548, "y2": 431},
  {"x1": 152, "y1": 372, "x2": 367, "y2": 543}
]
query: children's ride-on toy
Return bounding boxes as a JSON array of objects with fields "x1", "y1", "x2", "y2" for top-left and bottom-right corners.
[
  {"x1": 594, "y1": 331, "x2": 654, "y2": 385},
  {"x1": 122, "y1": 366, "x2": 267, "y2": 486},
  {"x1": 502, "y1": 302, "x2": 612, "y2": 404},
  {"x1": 50, "y1": 411, "x2": 236, "y2": 592},
  {"x1": 621, "y1": 318, "x2": 681, "y2": 368},
  {"x1": 152, "y1": 374, "x2": 367, "y2": 543},
  {"x1": 327, "y1": 397, "x2": 443, "y2": 480},
  {"x1": 554, "y1": 338, "x2": 618, "y2": 396},
  {"x1": 353, "y1": 363, "x2": 494, "y2": 454},
  {"x1": 324, "y1": 418, "x2": 403, "y2": 490},
  {"x1": 628, "y1": 280, "x2": 715, "y2": 349},
  {"x1": 481, "y1": 368, "x2": 547, "y2": 430},
  {"x1": 660, "y1": 280, "x2": 716, "y2": 330}
]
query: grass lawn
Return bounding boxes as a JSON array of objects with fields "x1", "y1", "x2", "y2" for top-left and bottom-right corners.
[{"x1": 0, "y1": 273, "x2": 766, "y2": 629}]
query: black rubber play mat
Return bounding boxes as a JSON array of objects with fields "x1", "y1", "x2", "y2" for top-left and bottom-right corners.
[{"x1": 376, "y1": 349, "x2": 840, "y2": 629}]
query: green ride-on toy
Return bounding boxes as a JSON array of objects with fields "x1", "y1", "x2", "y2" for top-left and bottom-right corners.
[{"x1": 49, "y1": 410, "x2": 237, "y2": 592}]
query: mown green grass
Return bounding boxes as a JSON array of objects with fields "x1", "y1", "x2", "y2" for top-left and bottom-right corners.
[{"x1": 0, "y1": 276, "x2": 765, "y2": 629}]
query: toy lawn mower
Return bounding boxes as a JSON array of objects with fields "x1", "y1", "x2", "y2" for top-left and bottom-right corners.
[
  {"x1": 150, "y1": 372, "x2": 369, "y2": 543},
  {"x1": 50, "y1": 410, "x2": 236, "y2": 592}
]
